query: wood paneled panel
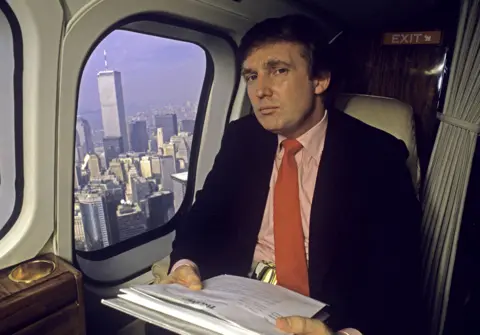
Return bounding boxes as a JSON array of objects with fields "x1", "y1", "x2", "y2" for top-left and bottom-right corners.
[
  {"x1": 329, "y1": 0, "x2": 461, "y2": 187},
  {"x1": 0, "y1": 272, "x2": 77, "y2": 335},
  {"x1": 336, "y1": 33, "x2": 448, "y2": 181},
  {"x1": 12, "y1": 303, "x2": 83, "y2": 335}
]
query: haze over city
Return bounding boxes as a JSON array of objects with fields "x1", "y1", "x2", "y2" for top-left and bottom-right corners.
[{"x1": 78, "y1": 29, "x2": 206, "y2": 130}]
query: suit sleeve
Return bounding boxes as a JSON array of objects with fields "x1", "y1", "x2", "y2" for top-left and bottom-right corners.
[
  {"x1": 169, "y1": 120, "x2": 242, "y2": 277},
  {"x1": 347, "y1": 139, "x2": 426, "y2": 335}
]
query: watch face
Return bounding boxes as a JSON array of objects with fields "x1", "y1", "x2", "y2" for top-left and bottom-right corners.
[{"x1": 252, "y1": 260, "x2": 277, "y2": 285}]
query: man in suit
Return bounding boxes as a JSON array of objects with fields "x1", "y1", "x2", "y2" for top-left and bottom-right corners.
[{"x1": 156, "y1": 15, "x2": 424, "y2": 335}]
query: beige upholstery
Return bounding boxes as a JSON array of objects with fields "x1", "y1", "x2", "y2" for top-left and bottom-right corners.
[{"x1": 334, "y1": 94, "x2": 420, "y2": 194}]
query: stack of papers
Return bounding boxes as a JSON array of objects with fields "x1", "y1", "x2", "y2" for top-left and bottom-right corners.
[{"x1": 102, "y1": 275, "x2": 328, "y2": 335}]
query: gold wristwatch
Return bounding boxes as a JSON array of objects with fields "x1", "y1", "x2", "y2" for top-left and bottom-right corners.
[{"x1": 251, "y1": 260, "x2": 277, "y2": 285}]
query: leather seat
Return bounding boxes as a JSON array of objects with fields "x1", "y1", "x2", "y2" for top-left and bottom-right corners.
[{"x1": 334, "y1": 94, "x2": 420, "y2": 195}]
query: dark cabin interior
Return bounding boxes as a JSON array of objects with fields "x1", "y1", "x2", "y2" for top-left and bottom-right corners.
[{"x1": 293, "y1": 0, "x2": 477, "y2": 333}]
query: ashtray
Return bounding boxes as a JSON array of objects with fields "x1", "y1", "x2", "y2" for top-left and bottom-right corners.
[{"x1": 8, "y1": 259, "x2": 56, "y2": 284}]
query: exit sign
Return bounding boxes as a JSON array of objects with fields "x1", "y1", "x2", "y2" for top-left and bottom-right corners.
[{"x1": 383, "y1": 31, "x2": 442, "y2": 45}]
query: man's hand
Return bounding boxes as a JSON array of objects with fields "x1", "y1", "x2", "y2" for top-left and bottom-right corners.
[
  {"x1": 154, "y1": 264, "x2": 203, "y2": 290},
  {"x1": 276, "y1": 316, "x2": 334, "y2": 335}
]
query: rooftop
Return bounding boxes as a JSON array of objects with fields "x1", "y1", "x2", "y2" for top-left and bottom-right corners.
[{"x1": 171, "y1": 172, "x2": 188, "y2": 182}]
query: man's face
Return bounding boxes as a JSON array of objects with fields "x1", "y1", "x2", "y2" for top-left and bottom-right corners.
[{"x1": 242, "y1": 42, "x2": 329, "y2": 138}]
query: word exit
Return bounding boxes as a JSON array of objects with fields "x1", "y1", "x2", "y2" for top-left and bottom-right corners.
[{"x1": 383, "y1": 31, "x2": 442, "y2": 45}]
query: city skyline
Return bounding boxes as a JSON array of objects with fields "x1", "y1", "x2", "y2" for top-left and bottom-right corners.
[
  {"x1": 74, "y1": 29, "x2": 203, "y2": 252},
  {"x1": 78, "y1": 30, "x2": 206, "y2": 117}
]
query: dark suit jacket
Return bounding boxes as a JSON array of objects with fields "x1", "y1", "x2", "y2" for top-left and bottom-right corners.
[{"x1": 170, "y1": 109, "x2": 425, "y2": 335}]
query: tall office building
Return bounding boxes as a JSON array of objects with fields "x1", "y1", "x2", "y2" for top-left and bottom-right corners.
[
  {"x1": 160, "y1": 156, "x2": 176, "y2": 191},
  {"x1": 140, "y1": 156, "x2": 152, "y2": 178},
  {"x1": 171, "y1": 172, "x2": 188, "y2": 211},
  {"x1": 108, "y1": 159, "x2": 126, "y2": 182},
  {"x1": 87, "y1": 153, "x2": 102, "y2": 180},
  {"x1": 131, "y1": 176, "x2": 154, "y2": 203},
  {"x1": 118, "y1": 155, "x2": 133, "y2": 171},
  {"x1": 104, "y1": 180, "x2": 125, "y2": 202},
  {"x1": 180, "y1": 119, "x2": 195, "y2": 134},
  {"x1": 128, "y1": 120, "x2": 149, "y2": 153},
  {"x1": 116, "y1": 202, "x2": 147, "y2": 241},
  {"x1": 162, "y1": 143, "x2": 175, "y2": 157},
  {"x1": 156, "y1": 128, "x2": 164, "y2": 154},
  {"x1": 103, "y1": 136, "x2": 124, "y2": 168},
  {"x1": 97, "y1": 69, "x2": 129, "y2": 152},
  {"x1": 147, "y1": 191, "x2": 175, "y2": 230},
  {"x1": 78, "y1": 192, "x2": 111, "y2": 250},
  {"x1": 75, "y1": 131, "x2": 85, "y2": 164},
  {"x1": 154, "y1": 114, "x2": 178, "y2": 143},
  {"x1": 171, "y1": 134, "x2": 191, "y2": 165},
  {"x1": 186, "y1": 134, "x2": 193, "y2": 154},
  {"x1": 125, "y1": 166, "x2": 138, "y2": 202},
  {"x1": 150, "y1": 155, "x2": 161, "y2": 182},
  {"x1": 73, "y1": 207, "x2": 86, "y2": 248},
  {"x1": 98, "y1": 152, "x2": 107, "y2": 170},
  {"x1": 148, "y1": 138, "x2": 158, "y2": 153},
  {"x1": 76, "y1": 117, "x2": 95, "y2": 156},
  {"x1": 74, "y1": 165, "x2": 84, "y2": 190}
]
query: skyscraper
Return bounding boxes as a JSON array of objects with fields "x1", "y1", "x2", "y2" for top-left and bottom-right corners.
[
  {"x1": 150, "y1": 155, "x2": 161, "y2": 182},
  {"x1": 74, "y1": 207, "x2": 86, "y2": 249},
  {"x1": 140, "y1": 156, "x2": 152, "y2": 178},
  {"x1": 147, "y1": 191, "x2": 175, "y2": 230},
  {"x1": 156, "y1": 128, "x2": 164, "y2": 153},
  {"x1": 160, "y1": 156, "x2": 176, "y2": 191},
  {"x1": 87, "y1": 153, "x2": 102, "y2": 180},
  {"x1": 97, "y1": 69, "x2": 129, "y2": 152},
  {"x1": 171, "y1": 134, "x2": 191, "y2": 165},
  {"x1": 74, "y1": 165, "x2": 83, "y2": 190},
  {"x1": 131, "y1": 176, "x2": 154, "y2": 204},
  {"x1": 171, "y1": 172, "x2": 188, "y2": 211},
  {"x1": 75, "y1": 130, "x2": 84, "y2": 164},
  {"x1": 155, "y1": 114, "x2": 178, "y2": 143},
  {"x1": 103, "y1": 136, "x2": 124, "y2": 168},
  {"x1": 162, "y1": 142, "x2": 175, "y2": 157},
  {"x1": 180, "y1": 119, "x2": 195, "y2": 134},
  {"x1": 128, "y1": 120, "x2": 149, "y2": 153},
  {"x1": 148, "y1": 138, "x2": 158, "y2": 153},
  {"x1": 104, "y1": 179, "x2": 125, "y2": 202},
  {"x1": 109, "y1": 159, "x2": 126, "y2": 182},
  {"x1": 116, "y1": 202, "x2": 147, "y2": 241},
  {"x1": 78, "y1": 192, "x2": 111, "y2": 250},
  {"x1": 76, "y1": 117, "x2": 95, "y2": 155}
]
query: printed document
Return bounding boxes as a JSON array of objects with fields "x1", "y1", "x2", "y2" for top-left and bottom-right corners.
[{"x1": 102, "y1": 274, "x2": 327, "y2": 335}]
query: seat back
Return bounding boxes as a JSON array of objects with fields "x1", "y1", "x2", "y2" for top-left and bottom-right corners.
[{"x1": 334, "y1": 94, "x2": 420, "y2": 194}]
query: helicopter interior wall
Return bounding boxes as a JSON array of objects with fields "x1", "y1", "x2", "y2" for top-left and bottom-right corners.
[
  {"x1": 293, "y1": 0, "x2": 449, "y2": 28},
  {"x1": 0, "y1": 0, "x2": 63, "y2": 269},
  {"x1": 321, "y1": 1, "x2": 480, "y2": 334},
  {"x1": 1, "y1": 0, "x2": 473, "y2": 334},
  {"x1": 328, "y1": 0, "x2": 461, "y2": 188}
]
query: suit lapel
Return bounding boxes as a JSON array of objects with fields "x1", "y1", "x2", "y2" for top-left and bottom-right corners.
[
  {"x1": 308, "y1": 110, "x2": 351, "y2": 294},
  {"x1": 246, "y1": 129, "x2": 277, "y2": 234},
  {"x1": 233, "y1": 121, "x2": 277, "y2": 275}
]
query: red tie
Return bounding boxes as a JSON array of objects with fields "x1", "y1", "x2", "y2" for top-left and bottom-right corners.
[{"x1": 274, "y1": 139, "x2": 310, "y2": 296}]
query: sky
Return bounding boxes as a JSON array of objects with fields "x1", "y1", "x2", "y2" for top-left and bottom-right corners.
[{"x1": 78, "y1": 29, "x2": 207, "y2": 116}]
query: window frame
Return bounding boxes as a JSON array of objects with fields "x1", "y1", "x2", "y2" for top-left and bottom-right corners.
[
  {"x1": 0, "y1": 2, "x2": 24, "y2": 241},
  {"x1": 74, "y1": 20, "x2": 213, "y2": 258},
  {"x1": 57, "y1": 11, "x2": 238, "y2": 284},
  {"x1": 0, "y1": 0, "x2": 63, "y2": 270}
]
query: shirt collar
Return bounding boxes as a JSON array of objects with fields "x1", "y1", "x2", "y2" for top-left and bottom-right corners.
[{"x1": 277, "y1": 110, "x2": 328, "y2": 165}]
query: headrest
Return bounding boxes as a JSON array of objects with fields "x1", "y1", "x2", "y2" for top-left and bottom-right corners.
[{"x1": 334, "y1": 94, "x2": 420, "y2": 194}]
